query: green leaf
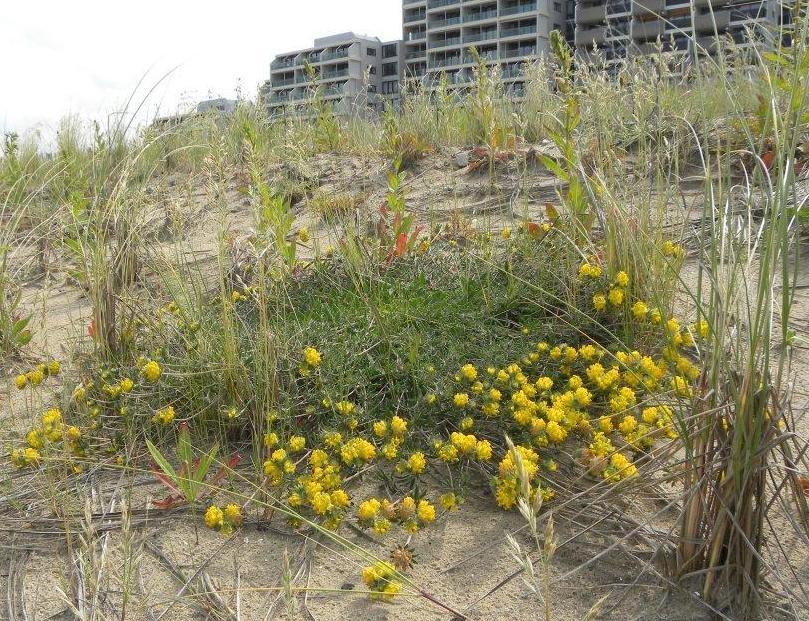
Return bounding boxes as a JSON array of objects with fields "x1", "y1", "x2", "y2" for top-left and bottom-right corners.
[{"x1": 146, "y1": 439, "x2": 178, "y2": 482}]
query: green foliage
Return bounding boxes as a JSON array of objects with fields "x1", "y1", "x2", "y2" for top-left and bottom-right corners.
[{"x1": 146, "y1": 424, "x2": 219, "y2": 505}]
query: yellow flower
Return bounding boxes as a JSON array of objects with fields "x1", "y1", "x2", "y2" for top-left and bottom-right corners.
[
  {"x1": 425, "y1": 393, "x2": 437, "y2": 405},
  {"x1": 631, "y1": 300, "x2": 648, "y2": 320},
  {"x1": 475, "y1": 439, "x2": 493, "y2": 461},
  {"x1": 27, "y1": 367, "x2": 44, "y2": 386},
  {"x1": 223, "y1": 504, "x2": 243, "y2": 526},
  {"x1": 608, "y1": 288, "x2": 624, "y2": 307},
  {"x1": 335, "y1": 400, "x2": 356, "y2": 416},
  {"x1": 311, "y1": 492, "x2": 333, "y2": 515},
  {"x1": 297, "y1": 227, "x2": 310, "y2": 243},
  {"x1": 459, "y1": 416, "x2": 474, "y2": 431},
  {"x1": 417, "y1": 499, "x2": 436, "y2": 523},
  {"x1": 453, "y1": 393, "x2": 470, "y2": 408},
  {"x1": 373, "y1": 420, "x2": 388, "y2": 438},
  {"x1": 271, "y1": 448, "x2": 287, "y2": 462},
  {"x1": 407, "y1": 452, "x2": 427, "y2": 474},
  {"x1": 546, "y1": 420, "x2": 567, "y2": 443},
  {"x1": 264, "y1": 432, "x2": 279, "y2": 448},
  {"x1": 303, "y1": 346, "x2": 322, "y2": 367},
  {"x1": 501, "y1": 227, "x2": 512, "y2": 240},
  {"x1": 330, "y1": 489, "x2": 350, "y2": 508},
  {"x1": 154, "y1": 406, "x2": 176, "y2": 425},
  {"x1": 614, "y1": 271, "x2": 630, "y2": 288},
  {"x1": 390, "y1": 416, "x2": 408, "y2": 436},
  {"x1": 440, "y1": 492, "x2": 458, "y2": 511},
  {"x1": 46, "y1": 360, "x2": 61, "y2": 376},
  {"x1": 140, "y1": 360, "x2": 162, "y2": 383},
  {"x1": 460, "y1": 364, "x2": 478, "y2": 382},
  {"x1": 14, "y1": 374, "x2": 27, "y2": 390},
  {"x1": 288, "y1": 435, "x2": 306, "y2": 452},
  {"x1": 119, "y1": 377, "x2": 134, "y2": 393},
  {"x1": 204, "y1": 505, "x2": 224, "y2": 529},
  {"x1": 618, "y1": 415, "x2": 638, "y2": 435},
  {"x1": 593, "y1": 294, "x2": 607, "y2": 311},
  {"x1": 357, "y1": 498, "x2": 381, "y2": 521}
]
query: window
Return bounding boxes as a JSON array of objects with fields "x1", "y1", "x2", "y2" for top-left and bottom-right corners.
[
  {"x1": 367, "y1": 47, "x2": 377, "y2": 56},
  {"x1": 383, "y1": 43, "x2": 398, "y2": 58},
  {"x1": 382, "y1": 81, "x2": 400, "y2": 95},
  {"x1": 383, "y1": 62, "x2": 399, "y2": 77},
  {"x1": 368, "y1": 65, "x2": 377, "y2": 75},
  {"x1": 554, "y1": 2, "x2": 561, "y2": 11}
]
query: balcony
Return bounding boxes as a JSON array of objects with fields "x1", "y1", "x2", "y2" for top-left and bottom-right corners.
[
  {"x1": 464, "y1": 30, "x2": 498, "y2": 43},
  {"x1": 321, "y1": 68, "x2": 349, "y2": 80},
  {"x1": 428, "y1": 0, "x2": 460, "y2": 8},
  {"x1": 501, "y1": 2, "x2": 538, "y2": 17},
  {"x1": 464, "y1": 8, "x2": 499, "y2": 22},
  {"x1": 271, "y1": 58, "x2": 296, "y2": 70},
  {"x1": 576, "y1": 4, "x2": 607, "y2": 24},
  {"x1": 404, "y1": 11, "x2": 427, "y2": 22},
  {"x1": 463, "y1": 49, "x2": 499, "y2": 63},
  {"x1": 432, "y1": 36, "x2": 462, "y2": 48},
  {"x1": 429, "y1": 55, "x2": 463, "y2": 68},
  {"x1": 272, "y1": 77, "x2": 295, "y2": 87},
  {"x1": 406, "y1": 31, "x2": 427, "y2": 40},
  {"x1": 320, "y1": 49, "x2": 349, "y2": 62},
  {"x1": 432, "y1": 15, "x2": 462, "y2": 28},
  {"x1": 632, "y1": 0, "x2": 665, "y2": 17},
  {"x1": 500, "y1": 46, "x2": 537, "y2": 58},
  {"x1": 406, "y1": 48, "x2": 427, "y2": 58},
  {"x1": 501, "y1": 64, "x2": 525, "y2": 78},
  {"x1": 693, "y1": 9, "x2": 730, "y2": 31},
  {"x1": 575, "y1": 25, "x2": 608, "y2": 45},
  {"x1": 500, "y1": 24, "x2": 538, "y2": 37},
  {"x1": 630, "y1": 18, "x2": 664, "y2": 38}
]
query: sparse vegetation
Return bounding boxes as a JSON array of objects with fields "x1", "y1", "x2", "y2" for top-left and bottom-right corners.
[{"x1": 1, "y1": 20, "x2": 809, "y2": 621}]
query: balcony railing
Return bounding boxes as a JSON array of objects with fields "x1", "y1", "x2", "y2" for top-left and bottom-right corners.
[
  {"x1": 404, "y1": 11, "x2": 427, "y2": 22},
  {"x1": 429, "y1": 55, "x2": 463, "y2": 68},
  {"x1": 464, "y1": 8, "x2": 498, "y2": 22},
  {"x1": 406, "y1": 31, "x2": 427, "y2": 40},
  {"x1": 273, "y1": 78, "x2": 295, "y2": 87},
  {"x1": 500, "y1": 46, "x2": 537, "y2": 58},
  {"x1": 429, "y1": 0, "x2": 459, "y2": 8},
  {"x1": 271, "y1": 58, "x2": 296, "y2": 70},
  {"x1": 432, "y1": 36, "x2": 462, "y2": 48},
  {"x1": 463, "y1": 50, "x2": 499, "y2": 63},
  {"x1": 500, "y1": 2, "x2": 538, "y2": 16},
  {"x1": 464, "y1": 30, "x2": 498, "y2": 42},
  {"x1": 406, "y1": 49, "x2": 427, "y2": 59},
  {"x1": 321, "y1": 68, "x2": 349, "y2": 79},
  {"x1": 500, "y1": 24, "x2": 538, "y2": 37},
  {"x1": 320, "y1": 49, "x2": 349, "y2": 62},
  {"x1": 431, "y1": 15, "x2": 462, "y2": 27}
]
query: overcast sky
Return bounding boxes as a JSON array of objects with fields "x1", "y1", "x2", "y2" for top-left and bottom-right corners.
[{"x1": 0, "y1": 1, "x2": 401, "y2": 140}]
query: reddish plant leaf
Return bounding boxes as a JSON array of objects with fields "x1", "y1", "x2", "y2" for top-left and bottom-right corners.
[
  {"x1": 798, "y1": 475, "x2": 809, "y2": 497},
  {"x1": 761, "y1": 150, "x2": 776, "y2": 170},
  {"x1": 152, "y1": 494, "x2": 187, "y2": 509}
]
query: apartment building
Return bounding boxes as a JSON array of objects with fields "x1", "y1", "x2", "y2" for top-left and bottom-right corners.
[
  {"x1": 574, "y1": 0, "x2": 789, "y2": 61},
  {"x1": 263, "y1": 32, "x2": 403, "y2": 116},
  {"x1": 402, "y1": 0, "x2": 569, "y2": 97}
]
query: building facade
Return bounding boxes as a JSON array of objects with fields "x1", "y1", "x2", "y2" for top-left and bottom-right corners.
[
  {"x1": 263, "y1": 32, "x2": 403, "y2": 117},
  {"x1": 574, "y1": 0, "x2": 789, "y2": 61},
  {"x1": 262, "y1": 1, "x2": 791, "y2": 115},
  {"x1": 402, "y1": 0, "x2": 568, "y2": 97}
]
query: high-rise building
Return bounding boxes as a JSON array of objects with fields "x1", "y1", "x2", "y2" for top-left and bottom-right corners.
[
  {"x1": 262, "y1": 1, "x2": 792, "y2": 115},
  {"x1": 262, "y1": 32, "x2": 403, "y2": 117},
  {"x1": 574, "y1": 0, "x2": 790, "y2": 62},
  {"x1": 402, "y1": 0, "x2": 568, "y2": 97}
]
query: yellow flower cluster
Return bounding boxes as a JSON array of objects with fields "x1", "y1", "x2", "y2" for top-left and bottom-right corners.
[
  {"x1": 153, "y1": 405, "x2": 176, "y2": 425},
  {"x1": 14, "y1": 360, "x2": 60, "y2": 390},
  {"x1": 299, "y1": 346, "x2": 322, "y2": 376},
  {"x1": 204, "y1": 503, "x2": 243, "y2": 534},
  {"x1": 362, "y1": 562, "x2": 402, "y2": 600},
  {"x1": 356, "y1": 495, "x2": 437, "y2": 535},
  {"x1": 139, "y1": 359, "x2": 162, "y2": 383},
  {"x1": 11, "y1": 408, "x2": 83, "y2": 469}
]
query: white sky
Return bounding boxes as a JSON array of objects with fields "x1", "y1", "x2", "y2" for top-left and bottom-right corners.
[{"x1": 0, "y1": 1, "x2": 401, "y2": 140}]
